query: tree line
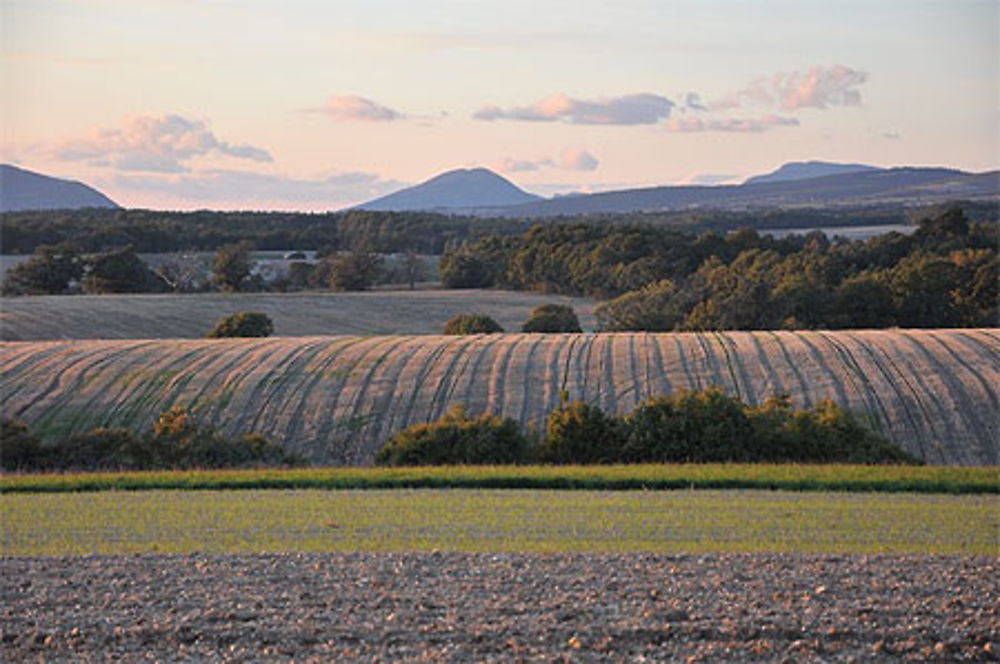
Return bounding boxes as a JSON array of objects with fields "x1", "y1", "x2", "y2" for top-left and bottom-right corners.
[{"x1": 442, "y1": 208, "x2": 998, "y2": 330}]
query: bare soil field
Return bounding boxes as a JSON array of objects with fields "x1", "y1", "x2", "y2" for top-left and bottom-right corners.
[
  {"x1": 3, "y1": 329, "x2": 997, "y2": 465},
  {"x1": 2, "y1": 552, "x2": 997, "y2": 662},
  {"x1": 0, "y1": 289, "x2": 598, "y2": 340}
]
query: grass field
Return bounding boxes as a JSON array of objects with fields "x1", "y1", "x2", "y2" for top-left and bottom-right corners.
[
  {"x1": 2, "y1": 464, "x2": 997, "y2": 494},
  {"x1": 3, "y1": 329, "x2": 997, "y2": 465},
  {"x1": 0, "y1": 289, "x2": 598, "y2": 340},
  {"x1": 2, "y1": 488, "x2": 994, "y2": 556}
]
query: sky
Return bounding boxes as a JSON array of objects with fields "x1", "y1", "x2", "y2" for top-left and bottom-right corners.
[{"x1": 1, "y1": 0, "x2": 997, "y2": 211}]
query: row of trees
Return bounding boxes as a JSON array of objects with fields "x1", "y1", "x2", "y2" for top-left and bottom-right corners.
[
  {"x1": 443, "y1": 209, "x2": 998, "y2": 330},
  {"x1": 2, "y1": 407, "x2": 299, "y2": 472},
  {"x1": 376, "y1": 388, "x2": 920, "y2": 466}
]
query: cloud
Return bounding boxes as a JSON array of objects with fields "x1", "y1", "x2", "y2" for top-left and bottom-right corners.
[
  {"x1": 684, "y1": 92, "x2": 707, "y2": 112},
  {"x1": 317, "y1": 95, "x2": 403, "y2": 121},
  {"x1": 50, "y1": 114, "x2": 272, "y2": 173},
  {"x1": 666, "y1": 114, "x2": 799, "y2": 133},
  {"x1": 474, "y1": 93, "x2": 674, "y2": 125},
  {"x1": 711, "y1": 65, "x2": 868, "y2": 111},
  {"x1": 106, "y1": 168, "x2": 405, "y2": 210},
  {"x1": 494, "y1": 148, "x2": 599, "y2": 173},
  {"x1": 882, "y1": 129, "x2": 901, "y2": 140},
  {"x1": 559, "y1": 148, "x2": 599, "y2": 171},
  {"x1": 675, "y1": 173, "x2": 740, "y2": 186}
]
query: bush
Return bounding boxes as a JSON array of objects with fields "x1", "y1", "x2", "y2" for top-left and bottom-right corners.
[
  {"x1": 443, "y1": 313, "x2": 504, "y2": 335},
  {"x1": 540, "y1": 400, "x2": 622, "y2": 464},
  {"x1": 623, "y1": 387, "x2": 752, "y2": 462},
  {"x1": 440, "y1": 252, "x2": 495, "y2": 289},
  {"x1": 521, "y1": 304, "x2": 582, "y2": 333},
  {"x1": 61, "y1": 427, "x2": 143, "y2": 470},
  {"x1": 1, "y1": 418, "x2": 51, "y2": 470},
  {"x1": 207, "y1": 311, "x2": 274, "y2": 338},
  {"x1": 376, "y1": 406, "x2": 529, "y2": 465}
]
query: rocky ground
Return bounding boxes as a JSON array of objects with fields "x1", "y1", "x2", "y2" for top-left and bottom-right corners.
[{"x1": 2, "y1": 553, "x2": 997, "y2": 662}]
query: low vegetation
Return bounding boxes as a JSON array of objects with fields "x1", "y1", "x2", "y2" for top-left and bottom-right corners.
[
  {"x1": 1, "y1": 408, "x2": 298, "y2": 472},
  {"x1": 377, "y1": 388, "x2": 919, "y2": 467},
  {"x1": 443, "y1": 313, "x2": 504, "y2": 334},
  {"x1": 521, "y1": 303, "x2": 582, "y2": 333},
  {"x1": 207, "y1": 311, "x2": 274, "y2": 338}
]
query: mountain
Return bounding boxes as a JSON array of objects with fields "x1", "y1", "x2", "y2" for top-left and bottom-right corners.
[
  {"x1": 489, "y1": 166, "x2": 1000, "y2": 217},
  {"x1": 744, "y1": 160, "x2": 882, "y2": 185},
  {"x1": 357, "y1": 167, "x2": 541, "y2": 212},
  {"x1": 0, "y1": 164, "x2": 120, "y2": 212}
]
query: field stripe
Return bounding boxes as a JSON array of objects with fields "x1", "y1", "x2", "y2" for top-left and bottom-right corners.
[{"x1": 762, "y1": 332, "x2": 812, "y2": 408}]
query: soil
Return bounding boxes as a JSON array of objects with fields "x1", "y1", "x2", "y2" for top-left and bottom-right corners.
[{"x1": 2, "y1": 553, "x2": 997, "y2": 662}]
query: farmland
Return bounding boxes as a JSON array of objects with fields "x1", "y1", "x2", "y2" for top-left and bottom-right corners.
[
  {"x1": 2, "y1": 329, "x2": 997, "y2": 465},
  {"x1": 0, "y1": 289, "x2": 598, "y2": 340}
]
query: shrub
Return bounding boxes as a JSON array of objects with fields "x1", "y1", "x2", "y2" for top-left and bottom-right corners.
[
  {"x1": 443, "y1": 313, "x2": 503, "y2": 335},
  {"x1": 623, "y1": 387, "x2": 753, "y2": 462},
  {"x1": 376, "y1": 406, "x2": 529, "y2": 465},
  {"x1": 0, "y1": 418, "x2": 51, "y2": 471},
  {"x1": 540, "y1": 400, "x2": 623, "y2": 464},
  {"x1": 521, "y1": 304, "x2": 582, "y2": 333},
  {"x1": 440, "y1": 252, "x2": 495, "y2": 289},
  {"x1": 61, "y1": 427, "x2": 143, "y2": 470},
  {"x1": 207, "y1": 311, "x2": 274, "y2": 338}
]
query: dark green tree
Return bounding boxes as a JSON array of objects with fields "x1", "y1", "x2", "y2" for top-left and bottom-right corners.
[
  {"x1": 82, "y1": 246, "x2": 164, "y2": 293},
  {"x1": 212, "y1": 241, "x2": 255, "y2": 292},
  {"x1": 521, "y1": 303, "x2": 582, "y2": 333},
  {"x1": 596, "y1": 279, "x2": 684, "y2": 332},
  {"x1": 207, "y1": 311, "x2": 274, "y2": 338},
  {"x1": 1, "y1": 244, "x2": 83, "y2": 295},
  {"x1": 327, "y1": 245, "x2": 384, "y2": 291},
  {"x1": 444, "y1": 313, "x2": 504, "y2": 334}
]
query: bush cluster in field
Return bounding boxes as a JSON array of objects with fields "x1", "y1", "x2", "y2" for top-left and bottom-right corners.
[
  {"x1": 1, "y1": 407, "x2": 300, "y2": 472},
  {"x1": 376, "y1": 387, "x2": 920, "y2": 466}
]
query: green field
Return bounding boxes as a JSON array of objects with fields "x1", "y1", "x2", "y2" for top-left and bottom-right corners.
[
  {"x1": 2, "y1": 488, "x2": 995, "y2": 556},
  {"x1": 3, "y1": 464, "x2": 997, "y2": 494}
]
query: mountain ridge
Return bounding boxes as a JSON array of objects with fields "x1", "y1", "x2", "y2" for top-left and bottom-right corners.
[
  {"x1": 357, "y1": 167, "x2": 541, "y2": 211},
  {"x1": 1, "y1": 164, "x2": 120, "y2": 212}
]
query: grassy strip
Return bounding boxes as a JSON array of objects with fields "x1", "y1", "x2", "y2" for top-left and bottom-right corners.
[
  {"x1": 2, "y1": 464, "x2": 997, "y2": 494},
  {"x1": 3, "y1": 489, "x2": 994, "y2": 556}
]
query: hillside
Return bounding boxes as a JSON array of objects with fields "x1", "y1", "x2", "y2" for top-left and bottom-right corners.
[
  {"x1": 744, "y1": 160, "x2": 882, "y2": 185},
  {"x1": 2, "y1": 329, "x2": 996, "y2": 466},
  {"x1": 0, "y1": 290, "x2": 597, "y2": 341},
  {"x1": 357, "y1": 167, "x2": 541, "y2": 211},
  {"x1": 492, "y1": 167, "x2": 999, "y2": 217},
  {"x1": 0, "y1": 164, "x2": 119, "y2": 212}
]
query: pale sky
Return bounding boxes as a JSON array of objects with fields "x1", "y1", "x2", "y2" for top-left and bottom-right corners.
[{"x1": 2, "y1": 0, "x2": 997, "y2": 210}]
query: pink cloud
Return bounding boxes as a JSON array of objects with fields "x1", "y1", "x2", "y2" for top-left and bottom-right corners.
[
  {"x1": 494, "y1": 148, "x2": 599, "y2": 173},
  {"x1": 710, "y1": 65, "x2": 868, "y2": 111},
  {"x1": 49, "y1": 114, "x2": 272, "y2": 173},
  {"x1": 474, "y1": 93, "x2": 674, "y2": 125},
  {"x1": 318, "y1": 95, "x2": 402, "y2": 121},
  {"x1": 666, "y1": 114, "x2": 799, "y2": 133}
]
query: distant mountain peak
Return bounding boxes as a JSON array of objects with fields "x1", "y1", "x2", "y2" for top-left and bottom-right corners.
[
  {"x1": 744, "y1": 160, "x2": 882, "y2": 185},
  {"x1": 356, "y1": 167, "x2": 541, "y2": 212},
  {"x1": 1, "y1": 164, "x2": 119, "y2": 212}
]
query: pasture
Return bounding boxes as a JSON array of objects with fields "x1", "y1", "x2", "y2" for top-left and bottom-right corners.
[
  {"x1": 2, "y1": 488, "x2": 994, "y2": 556},
  {"x1": 2, "y1": 329, "x2": 997, "y2": 465},
  {"x1": 0, "y1": 289, "x2": 598, "y2": 340}
]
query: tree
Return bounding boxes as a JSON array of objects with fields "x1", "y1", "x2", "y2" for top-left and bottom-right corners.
[
  {"x1": 440, "y1": 251, "x2": 494, "y2": 288},
  {"x1": 327, "y1": 245, "x2": 384, "y2": 291},
  {"x1": 1, "y1": 244, "x2": 82, "y2": 295},
  {"x1": 157, "y1": 251, "x2": 207, "y2": 292},
  {"x1": 0, "y1": 418, "x2": 50, "y2": 470},
  {"x1": 82, "y1": 246, "x2": 165, "y2": 293},
  {"x1": 401, "y1": 249, "x2": 427, "y2": 290},
  {"x1": 595, "y1": 279, "x2": 684, "y2": 332},
  {"x1": 207, "y1": 311, "x2": 274, "y2": 338},
  {"x1": 213, "y1": 241, "x2": 255, "y2": 292},
  {"x1": 444, "y1": 313, "x2": 504, "y2": 334},
  {"x1": 521, "y1": 303, "x2": 582, "y2": 333}
]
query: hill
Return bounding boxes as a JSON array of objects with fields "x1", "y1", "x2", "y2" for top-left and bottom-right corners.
[
  {"x1": 492, "y1": 167, "x2": 999, "y2": 217},
  {"x1": 357, "y1": 168, "x2": 541, "y2": 211},
  {"x1": 2, "y1": 330, "x2": 996, "y2": 466},
  {"x1": 744, "y1": 160, "x2": 882, "y2": 185},
  {"x1": 0, "y1": 164, "x2": 119, "y2": 212}
]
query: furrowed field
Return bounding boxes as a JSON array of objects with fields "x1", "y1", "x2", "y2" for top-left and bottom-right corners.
[{"x1": 2, "y1": 329, "x2": 997, "y2": 465}]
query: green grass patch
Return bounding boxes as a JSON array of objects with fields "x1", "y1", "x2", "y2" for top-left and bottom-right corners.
[
  {"x1": 1, "y1": 463, "x2": 997, "y2": 494},
  {"x1": 2, "y1": 489, "x2": 995, "y2": 556}
]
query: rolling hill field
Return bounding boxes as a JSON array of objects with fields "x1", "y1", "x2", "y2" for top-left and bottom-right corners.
[
  {"x1": 0, "y1": 290, "x2": 598, "y2": 340},
  {"x1": 2, "y1": 329, "x2": 996, "y2": 465}
]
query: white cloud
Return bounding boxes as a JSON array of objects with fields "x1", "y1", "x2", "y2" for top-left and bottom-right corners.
[
  {"x1": 666, "y1": 114, "x2": 799, "y2": 133},
  {"x1": 711, "y1": 65, "x2": 868, "y2": 111},
  {"x1": 474, "y1": 93, "x2": 674, "y2": 125},
  {"x1": 494, "y1": 148, "x2": 599, "y2": 173},
  {"x1": 882, "y1": 129, "x2": 901, "y2": 140},
  {"x1": 317, "y1": 95, "x2": 403, "y2": 121},
  {"x1": 107, "y1": 169, "x2": 405, "y2": 210},
  {"x1": 50, "y1": 114, "x2": 272, "y2": 173}
]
